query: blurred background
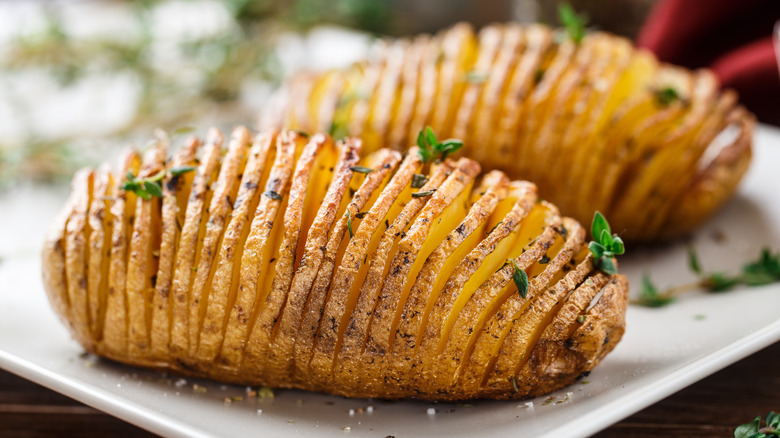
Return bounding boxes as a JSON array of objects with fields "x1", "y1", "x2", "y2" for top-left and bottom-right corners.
[{"x1": 0, "y1": 0, "x2": 777, "y2": 188}]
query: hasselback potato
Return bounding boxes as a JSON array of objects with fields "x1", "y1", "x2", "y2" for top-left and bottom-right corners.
[
  {"x1": 42, "y1": 127, "x2": 627, "y2": 400},
  {"x1": 260, "y1": 23, "x2": 755, "y2": 242}
]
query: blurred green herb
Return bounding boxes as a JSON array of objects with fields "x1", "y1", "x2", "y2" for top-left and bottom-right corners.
[
  {"x1": 654, "y1": 87, "x2": 681, "y2": 106},
  {"x1": 558, "y1": 3, "x2": 588, "y2": 44},
  {"x1": 734, "y1": 412, "x2": 780, "y2": 438},
  {"x1": 634, "y1": 247, "x2": 780, "y2": 308},
  {"x1": 588, "y1": 211, "x2": 625, "y2": 275},
  {"x1": 350, "y1": 166, "x2": 373, "y2": 174}
]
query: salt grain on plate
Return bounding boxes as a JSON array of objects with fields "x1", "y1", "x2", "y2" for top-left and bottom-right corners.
[{"x1": 427, "y1": 408, "x2": 436, "y2": 416}]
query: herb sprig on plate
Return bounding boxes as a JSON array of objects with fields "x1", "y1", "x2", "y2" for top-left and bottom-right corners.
[{"x1": 635, "y1": 247, "x2": 780, "y2": 307}]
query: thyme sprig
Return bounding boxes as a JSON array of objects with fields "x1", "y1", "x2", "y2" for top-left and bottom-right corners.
[
  {"x1": 558, "y1": 3, "x2": 588, "y2": 44},
  {"x1": 588, "y1": 211, "x2": 625, "y2": 275},
  {"x1": 507, "y1": 259, "x2": 529, "y2": 298},
  {"x1": 634, "y1": 247, "x2": 780, "y2": 307},
  {"x1": 735, "y1": 412, "x2": 780, "y2": 438},
  {"x1": 416, "y1": 126, "x2": 463, "y2": 163},
  {"x1": 654, "y1": 86, "x2": 681, "y2": 107},
  {"x1": 121, "y1": 165, "x2": 195, "y2": 200}
]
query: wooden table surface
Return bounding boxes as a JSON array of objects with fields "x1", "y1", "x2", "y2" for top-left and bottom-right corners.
[{"x1": 1, "y1": 341, "x2": 778, "y2": 437}]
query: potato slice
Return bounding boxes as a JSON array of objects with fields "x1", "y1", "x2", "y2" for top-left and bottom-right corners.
[
  {"x1": 264, "y1": 136, "x2": 362, "y2": 383},
  {"x1": 469, "y1": 23, "x2": 523, "y2": 163},
  {"x1": 306, "y1": 149, "x2": 425, "y2": 387},
  {"x1": 101, "y1": 149, "x2": 141, "y2": 359},
  {"x1": 360, "y1": 158, "x2": 481, "y2": 390},
  {"x1": 126, "y1": 142, "x2": 167, "y2": 358},
  {"x1": 452, "y1": 24, "x2": 504, "y2": 149},
  {"x1": 218, "y1": 131, "x2": 295, "y2": 373},
  {"x1": 387, "y1": 34, "x2": 429, "y2": 149},
  {"x1": 411, "y1": 182, "x2": 538, "y2": 392},
  {"x1": 427, "y1": 212, "x2": 562, "y2": 394},
  {"x1": 185, "y1": 127, "x2": 251, "y2": 361},
  {"x1": 473, "y1": 218, "x2": 587, "y2": 391},
  {"x1": 194, "y1": 132, "x2": 274, "y2": 364},
  {"x1": 430, "y1": 23, "x2": 476, "y2": 138},
  {"x1": 294, "y1": 148, "x2": 403, "y2": 386},
  {"x1": 388, "y1": 171, "x2": 509, "y2": 381},
  {"x1": 64, "y1": 168, "x2": 94, "y2": 351},
  {"x1": 86, "y1": 163, "x2": 113, "y2": 341},
  {"x1": 149, "y1": 137, "x2": 199, "y2": 362},
  {"x1": 42, "y1": 182, "x2": 76, "y2": 333},
  {"x1": 170, "y1": 129, "x2": 224, "y2": 362}
]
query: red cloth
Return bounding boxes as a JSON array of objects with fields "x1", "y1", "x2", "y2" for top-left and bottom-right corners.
[{"x1": 637, "y1": 0, "x2": 780, "y2": 125}]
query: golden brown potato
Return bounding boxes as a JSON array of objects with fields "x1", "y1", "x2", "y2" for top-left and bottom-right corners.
[
  {"x1": 42, "y1": 127, "x2": 628, "y2": 401},
  {"x1": 261, "y1": 23, "x2": 755, "y2": 242}
]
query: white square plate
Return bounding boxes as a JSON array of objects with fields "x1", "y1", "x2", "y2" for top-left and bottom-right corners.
[{"x1": 1, "y1": 126, "x2": 779, "y2": 438}]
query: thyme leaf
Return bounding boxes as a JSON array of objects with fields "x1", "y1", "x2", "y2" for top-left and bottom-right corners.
[
  {"x1": 350, "y1": 166, "x2": 373, "y2": 174},
  {"x1": 412, "y1": 189, "x2": 436, "y2": 198},
  {"x1": 411, "y1": 173, "x2": 429, "y2": 189},
  {"x1": 509, "y1": 259, "x2": 529, "y2": 298}
]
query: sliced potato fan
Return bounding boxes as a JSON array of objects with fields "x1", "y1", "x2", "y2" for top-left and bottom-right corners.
[
  {"x1": 260, "y1": 22, "x2": 755, "y2": 242},
  {"x1": 42, "y1": 127, "x2": 628, "y2": 401}
]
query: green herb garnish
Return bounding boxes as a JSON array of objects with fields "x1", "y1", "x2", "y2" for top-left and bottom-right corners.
[
  {"x1": 508, "y1": 259, "x2": 529, "y2": 298},
  {"x1": 635, "y1": 273, "x2": 676, "y2": 308},
  {"x1": 170, "y1": 165, "x2": 197, "y2": 176},
  {"x1": 634, "y1": 247, "x2": 780, "y2": 307},
  {"x1": 412, "y1": 189, "x2": 436, "y2": 198},
  {"x1": 329, "y1": 121, "x2": 349, "y2": 140},
  {"x1": 588, "y1": 211, "x2": 624, "y2": 275},
  {"x1": 734, "y1": 412, "x2": 780, "y2": 438},
  {"x1": 558, "y1": 3, "x2": 588, "y2": 44},
  {"x1": 576, "y1": 315, "x2": 586, "y2": 324},
  {"x1": 350, "y1": 166, "x2": 373, "y2": 174},
  {"x1": 654, "y1": 86, "x2": 681, "y2": 106},
  {"x1": 465, "y1": 71, "x2": 488, "y2": 84},
  {"x1": 688, "y1": 245, "x2": 702, "y2": 275},
  {"x1": 171, "y1": 126, "x2": 195, "y2": 136},
  {"x1": 416, "y1": 126, "x2": 463, "y2": 163},
  {"x1": 411, "y1": 173, "x2": 429, "y2": 189},
  {"x1": 121, "y1": 164, "x2": 198, "y2": 200},
  {"x1": 345, "y1": 209, "x2": 353, "y2": 238}
]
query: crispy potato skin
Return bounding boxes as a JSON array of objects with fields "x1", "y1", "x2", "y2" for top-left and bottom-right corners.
[
  {"x1": 264, "y1": 23, "x2": 754, "y2": 243},
  {"x1": 43, "y1": 128, "x2": 629, "y2": 401}
]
